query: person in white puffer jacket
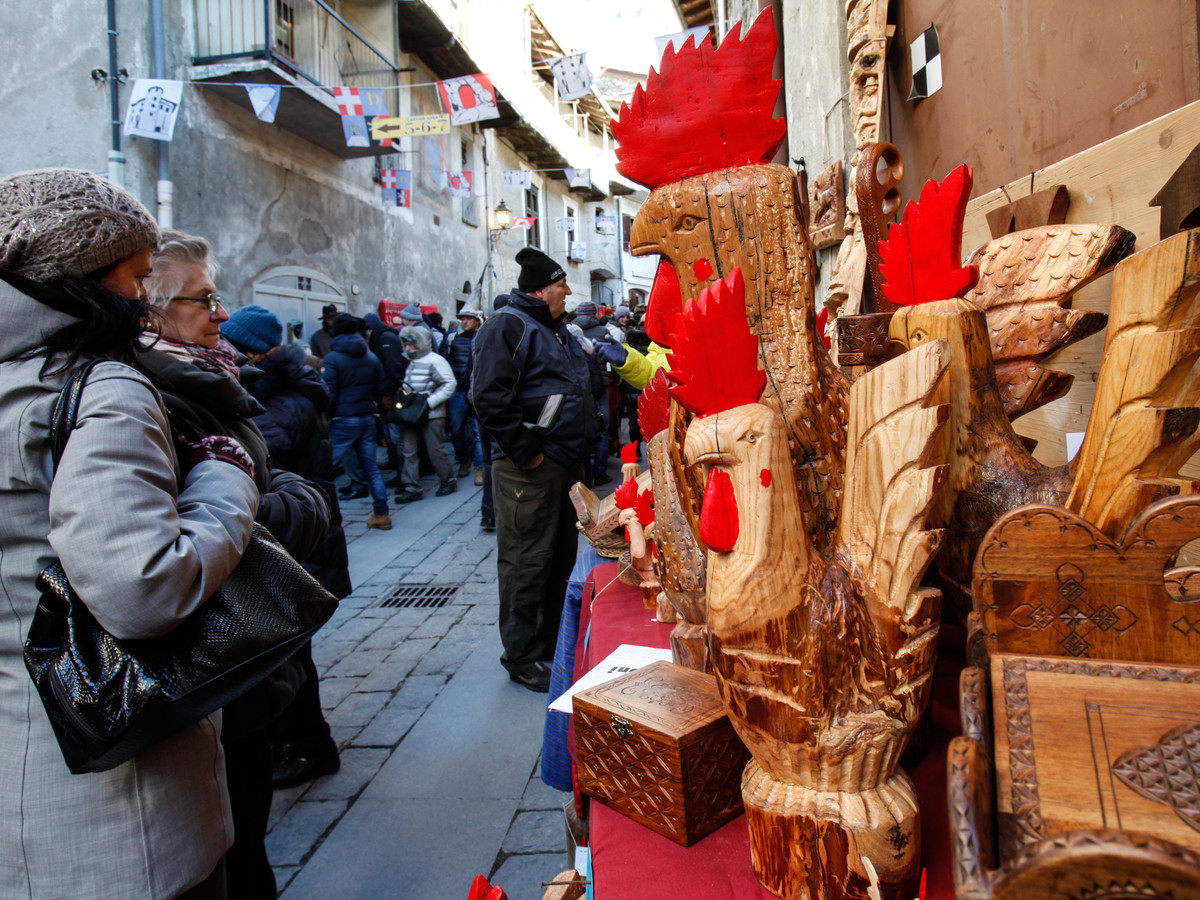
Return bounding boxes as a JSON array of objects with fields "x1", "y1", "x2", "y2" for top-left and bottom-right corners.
[{"x1": 395, "y1": 324, "x2": 458, "y2": 502}]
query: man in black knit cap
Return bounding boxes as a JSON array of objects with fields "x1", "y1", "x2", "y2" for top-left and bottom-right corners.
[{"x1": 472, "y1": 248, "x2": 595, "y2": 692}]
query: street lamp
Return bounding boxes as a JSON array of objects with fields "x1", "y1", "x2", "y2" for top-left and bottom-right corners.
[{"x1": 491, "y1": 199, "x2": 512, "y2": 236}]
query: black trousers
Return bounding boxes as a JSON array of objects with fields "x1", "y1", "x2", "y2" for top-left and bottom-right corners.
[{"x1": 492, "y1": 456, "x2": 583, "y2": 670}]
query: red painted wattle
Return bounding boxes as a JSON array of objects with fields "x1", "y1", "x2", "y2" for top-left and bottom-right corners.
[
  {"x1": 700, "y1": 467, "x2": 739, "y2": 552},
  {"x1": 646, "y1": 257, "x2": 684, "y2": 347}
]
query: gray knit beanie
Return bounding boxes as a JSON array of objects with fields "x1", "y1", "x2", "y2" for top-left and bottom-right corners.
[{"x1": 0, "y1": 168, "x2": 159, "y2": 283}]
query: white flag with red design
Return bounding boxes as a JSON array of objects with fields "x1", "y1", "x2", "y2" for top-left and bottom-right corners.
[
  {"x1": 445, "y1": 170, "x2": 473, "y2": 199},
  {"x1": 436, "y1": 74, "x2": 501, "y2": 125},
  {"x1": 510, "y1": 216, "x2": 537, "y2": 229}
]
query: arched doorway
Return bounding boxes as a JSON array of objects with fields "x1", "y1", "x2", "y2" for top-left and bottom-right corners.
[{"x1": 252, "y1": 266, "x2": 347, "y2": 348}]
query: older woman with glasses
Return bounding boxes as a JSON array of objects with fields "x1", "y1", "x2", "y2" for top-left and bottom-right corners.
[{"x1": 138, "y1": 231, "x2": 331, "y2": 899}]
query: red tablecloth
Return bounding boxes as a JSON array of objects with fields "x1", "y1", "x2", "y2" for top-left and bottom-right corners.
[{"x1": 574, "y1": 562, "x2": 963, "y2": 900}]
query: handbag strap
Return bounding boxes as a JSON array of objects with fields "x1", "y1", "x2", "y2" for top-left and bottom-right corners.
[{"x1": 48, "y1": 359, "x2": 107, "y2": 474}]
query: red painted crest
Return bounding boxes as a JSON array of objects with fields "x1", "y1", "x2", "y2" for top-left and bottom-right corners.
[
  {"x1": 878, "y1": 164, "x2": 979, "y2": 306},
  {"x1": 638, "y1": 369, "x2": 672, "y2": 441},
  {"x1": 666, "y1": 268, "x2": 766, "y2": 417},
  {"x1": 611, "y1": 9, "x2": 785, "y2": 188}
]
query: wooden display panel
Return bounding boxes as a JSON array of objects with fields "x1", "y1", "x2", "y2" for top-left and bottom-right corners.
[
  {"x1": 961, "y1": 100, "x2": 1200, "y2": 472},
  {"x1": 991, "y1": 654, "x2": 1200, "y2": 865}
]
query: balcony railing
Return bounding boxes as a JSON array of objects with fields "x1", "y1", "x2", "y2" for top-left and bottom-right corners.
[{"x1": 194, "y1": 0, "x2": 400, "y2": 115}]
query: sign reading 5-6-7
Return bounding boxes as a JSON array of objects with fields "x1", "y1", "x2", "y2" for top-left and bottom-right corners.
[{"x1": 370, "y1": 114, "x2": 451, "y2": 141}]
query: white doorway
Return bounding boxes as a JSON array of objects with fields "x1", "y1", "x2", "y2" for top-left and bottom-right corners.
[{"x1": 251, "y1": 266, "x2": 347, "y2": 348}]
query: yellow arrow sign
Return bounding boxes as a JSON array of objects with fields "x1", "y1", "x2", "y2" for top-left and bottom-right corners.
[{"x1": 371, "y1": 114, "x2": 451, "y2": 140}]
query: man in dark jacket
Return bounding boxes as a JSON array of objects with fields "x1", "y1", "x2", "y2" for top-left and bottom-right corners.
[
  {"x1": 310, "y1": 303, "x2": 340, "y2": 358},
  {"x1": 471, "y1": 249, "x2": 594, "y2": 692},
  {"x1": 321, "y1": 314, "x2": 391, "y2": 529},
  {"x1": 364, "y1": 311, "x2": 408, "y2": 481},
  {"x1": 444, "y1": 306, "x2": 483, "y2": 483}
]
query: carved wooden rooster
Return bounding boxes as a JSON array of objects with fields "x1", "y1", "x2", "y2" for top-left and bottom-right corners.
[
  {"x1": 614, "y1": 10, "x2": 849, "y2": 546},
  {"x1": 667, "y1": 268, "x2": 950, "y2": 900}
]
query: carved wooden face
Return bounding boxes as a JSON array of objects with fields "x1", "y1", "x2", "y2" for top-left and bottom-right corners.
[{"x1": 629, "y1": 163, "x2": 814, "y2": 339}]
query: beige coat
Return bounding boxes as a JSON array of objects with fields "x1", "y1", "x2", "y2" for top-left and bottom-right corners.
[{"x1": 0, "y1": 279, "x2": 259, "y2": 898}]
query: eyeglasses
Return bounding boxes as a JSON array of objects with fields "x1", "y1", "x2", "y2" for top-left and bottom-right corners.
[{"x1": 171, "y1": 293, "x2": 223, "y2": 313}]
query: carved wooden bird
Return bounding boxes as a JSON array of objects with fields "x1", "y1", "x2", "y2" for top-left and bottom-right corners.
[{"x1": 668, "y1": 267, "x2": 950, "y2": 898}]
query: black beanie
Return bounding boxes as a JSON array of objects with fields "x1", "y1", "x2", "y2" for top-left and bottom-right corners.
[
  {"x1": 516, "y1": 247, "x2": 566, "y2": 293},
  {"x1": 331, "y1": 313, "x2": 363, "y2": 336}
]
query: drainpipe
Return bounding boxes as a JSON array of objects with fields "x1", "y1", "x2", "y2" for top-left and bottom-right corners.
[
  {"x1": 615, "y1": 196, "x2": 624, "y2": 307},
  {"x1": 151, "y1": 0, "x2": 173, "y2": 226},
  {"x1": 105, "y1": 0, "x2": 125, "y2": 185}
]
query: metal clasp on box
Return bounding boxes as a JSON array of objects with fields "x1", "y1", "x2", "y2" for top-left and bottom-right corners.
[{"x1": 609, "y1": 715, "x2": 634, "y2": 739}]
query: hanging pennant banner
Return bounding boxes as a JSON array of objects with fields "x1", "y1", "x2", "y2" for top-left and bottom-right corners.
[
  {"x1": 381, "y1": 169, "x2": 412, "y2": 208},
  {"x1": 371, "y1": 114, "x2": 450, "y2": 141},
  {"x1": 502, "y1": 169, "x2": 532, "y2": 189},
  {"x1": 333, "y1": 86, "x2": 390, "y2": 148},
  {"x1": 124, "y1": 79, "x2": 183, "y2": 141},
  {"x1": 595, "y1": 214, "x2": 616, "y2": 234},
  {"x1": 445, "y1": 171, "x2": 473, "y2": 199},
  {"x1": 332, "y1": 86, "x2": 388, "y2": 117},
  {"x1": 437, "y1": 74, "x2": 501, "y2": 125},
  {"x1": 510, "y1": 216, "x2": 537, "y2": 229},
  {"x1": 243, "y1": 84, "x2": 281, "y2": 123},
  {"x1": 564, "y1": 168, "x2": 592, "y2": 190},
  {"x1": 555, "y1": 216, "x2": 576, "y2": 233},
  {"x1": 546, "y1": 53, "x2": 591, "y2": 101}
]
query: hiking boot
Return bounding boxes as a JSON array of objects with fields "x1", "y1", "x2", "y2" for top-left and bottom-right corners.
[
  {"x1": 480, "y1": 518, "x2": 496, "y2": 533},
  {"x1": 272, "y1": 741, "x2": 340, "y2": 789},
  {"x1": 457, "y1": 461, "x2": 471, "y2": 478},
  {"x1": 509, "y1": 661, "x2": 551, "y2": 693},
  {"x1": 474, "y1": 466, "x2": 483, "y2": 486},
  {"x1": 366, "y1": 513, "x2": 392, "y2": 530},
  {"x1": 435, "y1": 481, "x2": 457, "y2": 497},
  {"x1": 395, "y1": 490, "x2": 422, "y2": 504}
]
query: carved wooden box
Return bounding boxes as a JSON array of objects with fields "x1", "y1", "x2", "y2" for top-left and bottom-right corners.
[{"x1": 573, "y1": 660, "x2": 749, "y2": 846}]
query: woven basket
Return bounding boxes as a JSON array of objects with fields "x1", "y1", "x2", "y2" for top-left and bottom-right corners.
[{"x1": 578, "y1": 523, "x2": 628, "y2": 559}]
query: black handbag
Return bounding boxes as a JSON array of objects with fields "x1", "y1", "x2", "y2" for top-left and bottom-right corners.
[
  {"x1": 24, "y1": 360, "x2": 339, "y2": 774},
  {"x1": 388, "y1": 387, "x2": 430, "y2": 426}
]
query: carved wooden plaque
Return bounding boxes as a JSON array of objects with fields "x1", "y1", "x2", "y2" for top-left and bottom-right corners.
[
  {"x1": 834, "y1": 311, "x2": 895, "y2": 367},
  {"x1": 991, "y1": 654, "x2": 1200, "y2": 865},
  {"x1": 807, "y1": 160, "x2": 846, "y2": 249},
  {"x1": 973, "y1": 497, "x2": 1200, "y2": 664}
]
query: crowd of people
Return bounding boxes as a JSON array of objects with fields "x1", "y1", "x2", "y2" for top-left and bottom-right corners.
[{"x1": 0, "y1": 167, "x2": 646, "y2": 898}]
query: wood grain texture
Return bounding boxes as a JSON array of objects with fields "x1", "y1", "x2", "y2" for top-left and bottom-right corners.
[
  {"x1": 973, "y1": 496, "x2": 1200, "y2": 664},
  {"x1": 573, "y1": 661, "x2": 749, "y2": 847},
  {"x1": 985, "y1": 185, "x2": 1070, "y2": 239},
  {"x1": 630, "y1": 163, "x2": 850, "y2": 541},
  {"x1": 856, "y1": 142, "x2": 905, "y2": 314},
  {"x1": 962, "y1": 100, "x2": 1200, "y2": 469},
  {"x1": 965, "y1": 224, "x2": 1132, "y2": 418},
  {"x1": 948, "y1": 735, "x2": 997, "y2": 900},
  {"x1": 1067, "y1": 229, "x2": 1200, "y2": 536},
  {"x1": 889, "y1": 299, "x2": 1071, "y2": 621},
  {"x1": 807, "y1": 160, "x2": 846, "y2": 250},
  {"x1": 680, "y1": 340, "x2": 950, "y2": 899},
  {"x1": 825, "y1": 0, "x2": 891, "y2": 322}
]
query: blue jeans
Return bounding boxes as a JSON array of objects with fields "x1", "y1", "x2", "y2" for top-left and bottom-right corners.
[
  {"x1": 329, "y1": 416, "x2": 388, "y2": 515},
  {"x1": 447, "y1": 390, "x2": 482, "y2": 467}
]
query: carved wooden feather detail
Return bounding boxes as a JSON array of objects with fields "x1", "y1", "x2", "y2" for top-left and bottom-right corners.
[
  {"x1": 1067, "y1": 229, "x2": 1200, "y2": 537},
  {"x1": 965, "y1": 224, "x2": 1134, "y2": 418}
]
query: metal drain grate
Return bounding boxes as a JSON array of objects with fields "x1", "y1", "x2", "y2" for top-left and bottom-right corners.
[{"x1": 380, "y1": 583, "x2": 459, "y2": 609}]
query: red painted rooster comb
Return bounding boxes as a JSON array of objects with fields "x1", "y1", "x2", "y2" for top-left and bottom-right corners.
[
  {"x1": 667, "y1": 268, "x2": 766, "y2": 416},
  {"x1": 878, "y1": 164, "x2": 980, "y2": 306},
  {"x1": 612, "y1": 9, "x2": 786, "y2": 188}
]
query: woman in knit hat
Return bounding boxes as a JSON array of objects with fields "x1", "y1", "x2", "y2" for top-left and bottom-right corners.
[{"x1": 0, "y1": 169, "x2": 255, "y2": 898}]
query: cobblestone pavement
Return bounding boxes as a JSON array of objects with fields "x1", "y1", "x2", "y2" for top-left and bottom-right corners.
[{"x1": 268, "y1": 472, "x2": 574, "y2": 900}]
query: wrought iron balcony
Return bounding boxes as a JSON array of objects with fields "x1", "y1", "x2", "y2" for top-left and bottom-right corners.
[{"x1": 191, "y1": 0, "x2": 401, "y2": 158}]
